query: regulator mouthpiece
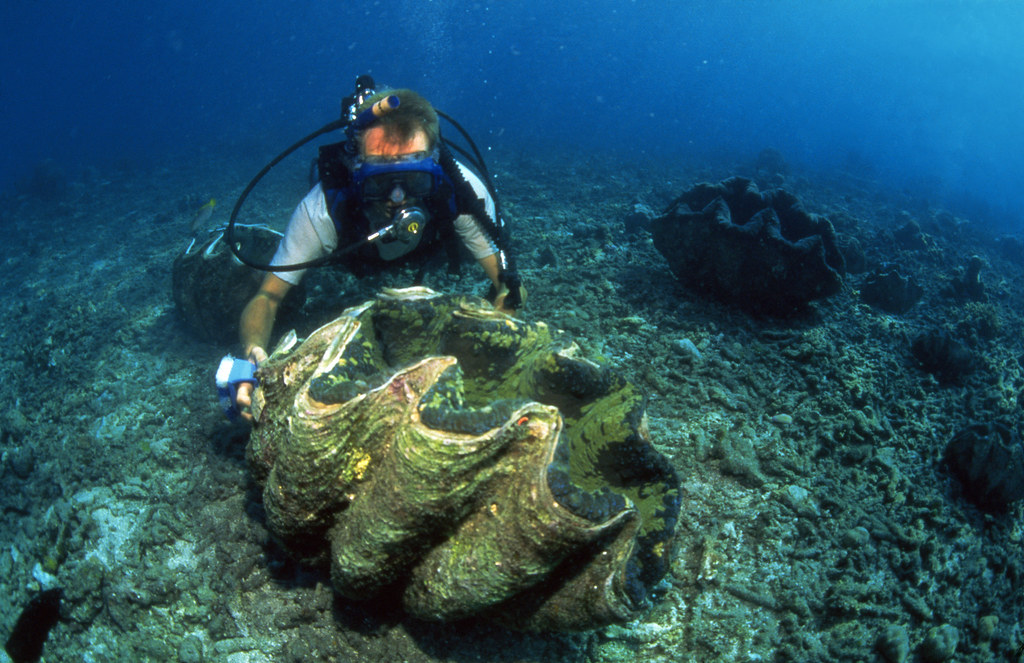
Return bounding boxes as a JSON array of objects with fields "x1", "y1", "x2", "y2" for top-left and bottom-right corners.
[{"x1": 368, "y1": 205, "x2": 426, "y2": 246}]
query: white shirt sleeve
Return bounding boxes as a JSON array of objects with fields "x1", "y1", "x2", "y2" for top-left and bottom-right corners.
[{"x1": 270, "y1": 183, "x2": 339, "y2": 285}]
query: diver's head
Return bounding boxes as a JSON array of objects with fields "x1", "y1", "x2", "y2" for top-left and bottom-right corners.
[
  {"x1": 347, "y1": 89, "x2": 452, "y2": 260},
  {"x1": 353, "y1": 89, "x2": 438, "y2": 215},
  {"x1": 354, "y1": 89, "x2": 440, "y2": 155}
]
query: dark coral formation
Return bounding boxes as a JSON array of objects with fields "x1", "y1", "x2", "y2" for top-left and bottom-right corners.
[
  {"x1": 893, "y1": 220, "x2": 928, "y2": 251},
  {"x1": 910, "y1": 331, "x2": 975, "y2": 384},
  {"x1": 860, "y1": 268, "x2": 924, "y2": 314},
  {"x1": 995, "y1": 235, "x2": 1024, "y2": 264},
  {"x1": 943, "y1": 255, "x2": 987, "y2": 301},
  {"x1": 246, "y1": 288, "x2": 680, "y2": 631},
  {"x1": 623, "y1": 202, "x2": 657, "y2": 237},
  {"x1": 945, "y1": 422, "x2": 1024, "y2": 512},
  {"x1": 651, "y1": 177, "x2": 844, "y2": 315},
  {"x1": 171, "y1": 225, "x2": 304, "y2": 343},
  {"x1": 753, "y1": 147, "x2": 790, "y2": 179},
  {"x1": 837, "y1": 235, "x2": 869, "y2": 274}
]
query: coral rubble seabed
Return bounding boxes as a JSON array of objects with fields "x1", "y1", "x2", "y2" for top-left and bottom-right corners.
[{"x1": 0, "y1": 152, "x2": 1022, "y2": 662}]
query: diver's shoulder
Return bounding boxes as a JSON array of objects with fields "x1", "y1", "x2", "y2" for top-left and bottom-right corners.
[{"x1": 453, "y1": 159, "x2": 489, "y2": 197}]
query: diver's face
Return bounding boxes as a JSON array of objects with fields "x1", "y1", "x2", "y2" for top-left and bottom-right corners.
[
  {"x1": 360, "y1": 127, "x2": 430, "y2": 215},
  {"x1": 361, "y1": 126, "x2": 429, "y2": 160}
]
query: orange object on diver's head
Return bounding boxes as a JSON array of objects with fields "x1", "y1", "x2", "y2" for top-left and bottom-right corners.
[{"x1": 371, "y1": 95, "x2": 400, "y2": 118}]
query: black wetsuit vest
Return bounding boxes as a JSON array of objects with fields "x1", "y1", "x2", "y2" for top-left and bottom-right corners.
[{"x1": 316, "y1": 140, "x2": 502, "y2": 277}]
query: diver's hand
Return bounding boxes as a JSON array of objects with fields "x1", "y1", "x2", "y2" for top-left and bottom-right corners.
[
  {"x1": 235, "y1": 346, "x2": 267, "y2": 422},
  {"x1": 493, "y1": 283, "x2": 527, "y2": 316}
]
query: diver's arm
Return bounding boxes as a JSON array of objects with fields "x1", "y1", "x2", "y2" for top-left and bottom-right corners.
[
  {"x1": 235, "y1": 274, "x2": 291, "y2": 421},
  {"x1": 455, "y1": 210, "x2": 525, "y2": 313},
  {"x1": 478, "y1": 252, "x2": 503, "y2": 290},
  {"x1": 478, "y1": 253, "x2": 525, "y2": 314},
  {"x1": 240, "y1": 273, "x2": 292, "y2": 359}
]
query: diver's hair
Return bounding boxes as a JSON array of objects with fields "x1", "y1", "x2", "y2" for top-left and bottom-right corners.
[{"x1": 356, "y1": 89, "x2": 440, "y2": 151}]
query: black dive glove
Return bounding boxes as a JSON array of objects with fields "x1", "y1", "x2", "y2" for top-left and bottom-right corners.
[
  {"x1": 487, "y1": 271, "x2": 524, "y2": 310},
  {"x1": 501, "y1": 271, "x2": 524, "y2": 309}
]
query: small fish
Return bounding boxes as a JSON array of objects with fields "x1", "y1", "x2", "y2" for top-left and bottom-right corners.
[
  {"x1": 189, "y1": 198, "x2": 217, "y2": 233},
  {"x1": 4, "y1": 588, "x2": 63, "y2": 663}
]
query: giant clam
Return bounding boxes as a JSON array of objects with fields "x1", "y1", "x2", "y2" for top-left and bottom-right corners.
[{"x1": 247, "y1": 287, "x2": 680, "y2": 631}]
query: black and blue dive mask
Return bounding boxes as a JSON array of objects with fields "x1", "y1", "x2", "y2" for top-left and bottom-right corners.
[{"x1": 351, "y1": 150, "x2": 447, "y2": 203}]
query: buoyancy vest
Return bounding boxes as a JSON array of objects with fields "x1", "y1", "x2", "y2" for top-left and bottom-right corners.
[{"x1": 317, "y1": 140, "x2": 489, "y2": 277}]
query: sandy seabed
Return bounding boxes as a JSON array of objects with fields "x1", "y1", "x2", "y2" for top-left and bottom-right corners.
[{"x1": 1, "y1": 148, "x2": 1022, "y2": 662}]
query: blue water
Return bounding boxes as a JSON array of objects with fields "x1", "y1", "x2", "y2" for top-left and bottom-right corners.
[{"x1": 2, "y1": 1, "x2": 1022, "y2": 229}]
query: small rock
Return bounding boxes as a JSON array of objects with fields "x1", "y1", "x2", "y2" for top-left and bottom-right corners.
[
  {"x1": 920, "y1": 624, "x2": 958, "y2": 662},
  {"x1": 779, "y1": 485, "x2": 819, "y2": 518},
  {"x1": 621, "y1": 315, "x2": 646, "y2": 329},
  {"x1": 1, "y1": 408, "x2": 32, "y2": 440},
  {"x1": 841, "y1": 526, "x2": 871, "y2": 548},
  {"x1": 178, "y1": 634, "x2": 204, "y2": 663},
  {"x1": 31, "y1": 562, "x2": 59, "y2": 590},
  {"x1": 212, "y1": 637, "x2": 257, "y2": 656},
  {"x1": 877, "y1": 624, "x2": 911, "y2": 663},
  {"x1": 977, "y1": 614, "x2": 998, "y2": 642},
  {"x1": 9, "y1": 446, "x2": 35, "y2": 479},
  {"x1": 672, "y1": 338, "x2": 702, "y2": 362}
]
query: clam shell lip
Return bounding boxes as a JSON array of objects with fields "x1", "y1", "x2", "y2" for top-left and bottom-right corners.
[
  {"x1": 268, "y1": 329, "x2": 298, "y2": 359},
  {"x1": 540, "y1": 466, "x2": 638, "y2": 531},
  {"x1": 453, "y1": 301, "x2": 509, "y2": 319},
  {"x1": 379, "y1": 285, "x2": 441, "y2": 301},
  {"x1": 201, "y1": 232, "x2": 224, "y2": 257},
  {"x1": 312, "y1": 318, "x2": 368, "y2": 378}
]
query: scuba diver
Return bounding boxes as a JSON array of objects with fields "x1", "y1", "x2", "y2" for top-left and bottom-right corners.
[{"x1": 218, "y1": 80, "x2": 524, "y2": 421}]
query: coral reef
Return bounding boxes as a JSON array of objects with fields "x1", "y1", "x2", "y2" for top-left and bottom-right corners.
[
  {"x1": 945, "y1": 422, "x2": 1024, "y2": 512},
  {"x1": 171, "y1": 225, "x2": 304, "y2": 344},
  {"x1": 651, "y1": 176, "x2": 844, "y2": 315},
  {"x1": 247, "y1": 288, "x2": 680, "y2": 631}
]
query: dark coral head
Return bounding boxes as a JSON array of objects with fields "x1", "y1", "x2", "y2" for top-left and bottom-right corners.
[{"x1": 945, "y1": 422, "x2": 1024, "y2": 512}]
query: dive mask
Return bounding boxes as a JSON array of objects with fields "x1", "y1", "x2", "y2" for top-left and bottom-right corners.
[{"x1": 351, "y1": 150, "x2": 446, "y2": 203}]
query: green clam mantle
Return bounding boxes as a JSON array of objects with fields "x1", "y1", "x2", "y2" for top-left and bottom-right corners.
[{"x1": 247, "y1": 287, "x2": 680, "y2": 631}]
